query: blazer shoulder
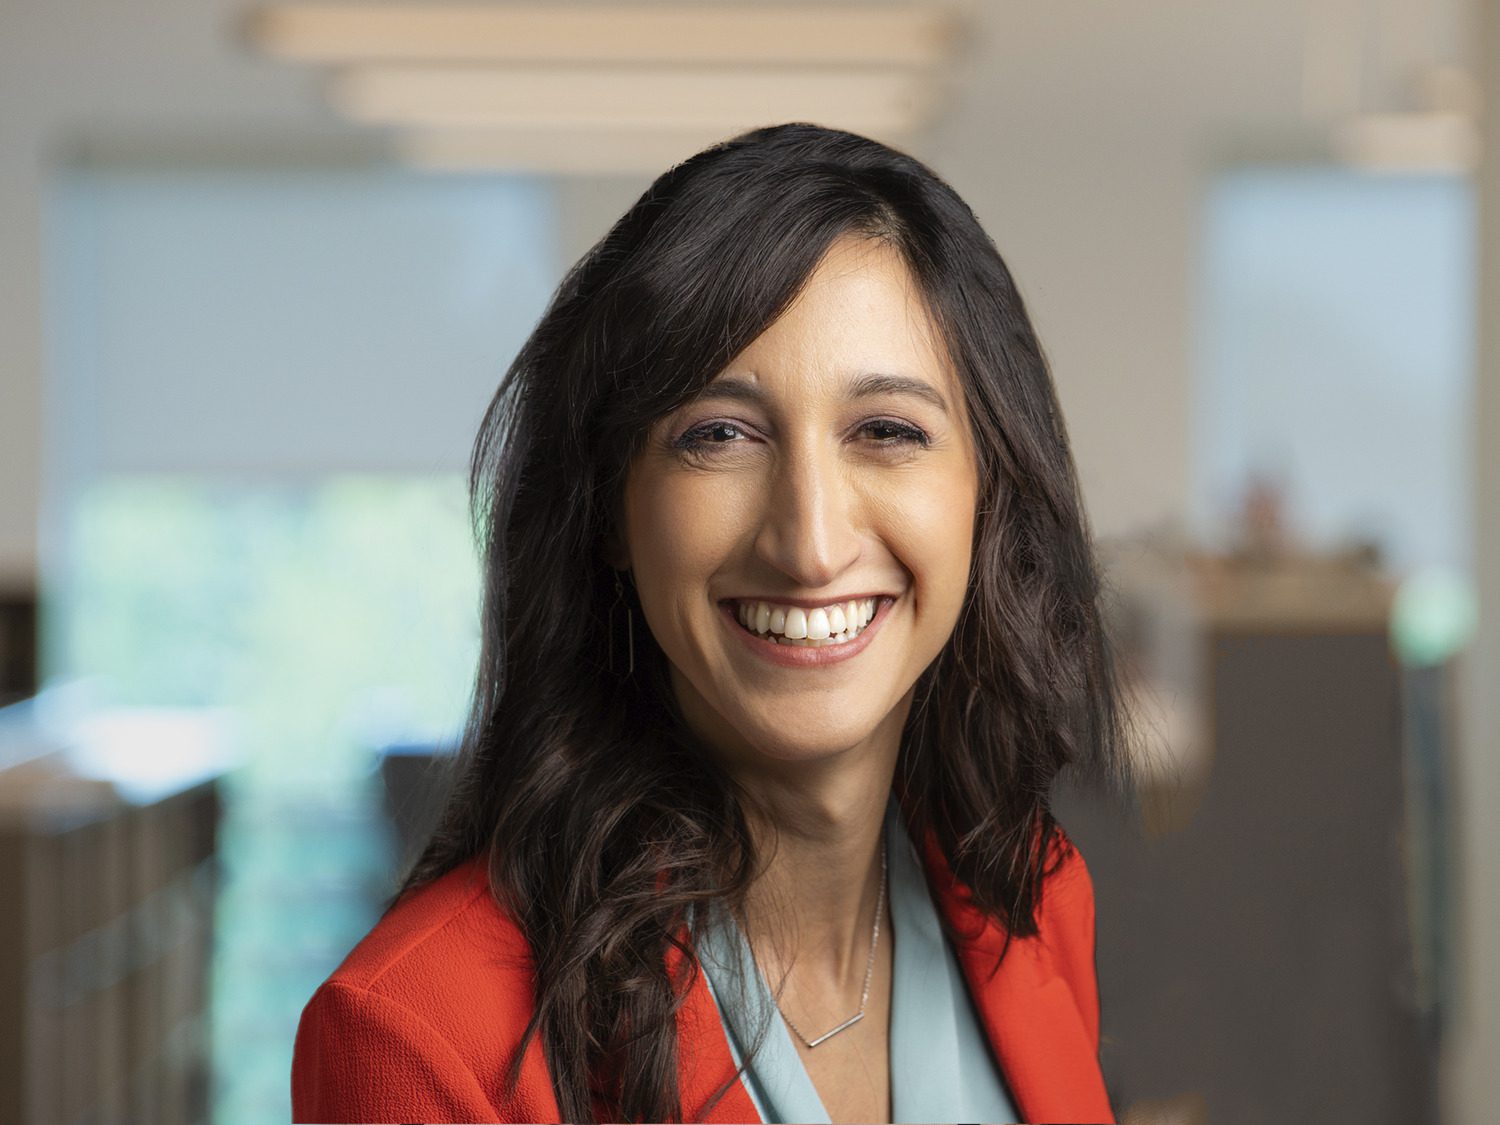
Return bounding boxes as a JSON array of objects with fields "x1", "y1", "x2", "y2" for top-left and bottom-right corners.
[
  {"x1": 1041, "y1": 824, "x2": 1096, "y2": 928},
  {"x1": 294, "y1": 979, "x2": 505, "y2": 1122},
  {"x1": 1037, "y1": 825, "x2": 1101, "y2": 1045},
  {"x1": 326, "y1": 855, "x2": 530, "y2": 990},
  {"x1": 293, "y1": 855, "x2": 559, "y2": 1123}
]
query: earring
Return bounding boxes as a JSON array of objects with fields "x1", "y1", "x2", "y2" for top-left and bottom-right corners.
[{"x1": 608, "y1": 569, "x2": 634, "y2": 678}]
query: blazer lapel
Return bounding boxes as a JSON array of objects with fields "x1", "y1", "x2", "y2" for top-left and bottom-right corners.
[
  {"x1": 673, "y1": 939, "x2": 763, "y2": 1123},
  {"x1": 921, "y1": 834, "x2": 1116, "y2": 1125}
]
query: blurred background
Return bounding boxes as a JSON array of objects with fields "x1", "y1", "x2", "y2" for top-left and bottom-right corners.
[{"x1": 0, "y1": 1, "x2": 1496, "y2": 1122}]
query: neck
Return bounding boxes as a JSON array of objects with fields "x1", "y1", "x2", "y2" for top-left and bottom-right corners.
[{"x1": 724, "y1": 703, "x2": 908, "y2": 988}]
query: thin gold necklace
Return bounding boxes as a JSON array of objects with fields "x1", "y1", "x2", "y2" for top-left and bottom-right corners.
[{"x1": 774, "y1": 840, "x2": 888, "y2": 1049}]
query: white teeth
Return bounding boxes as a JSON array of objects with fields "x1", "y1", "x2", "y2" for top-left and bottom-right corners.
[
  {"x1": 828, "y1": 604, "x2": 847, "y2": 634},
  {"x1": 731, "y1": 596, "x2": 882, "y2": 646}
]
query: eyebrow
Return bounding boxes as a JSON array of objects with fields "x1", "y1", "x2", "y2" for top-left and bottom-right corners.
[{"x1": 692, "y1": 372, "x2": 952, "y2": 416}]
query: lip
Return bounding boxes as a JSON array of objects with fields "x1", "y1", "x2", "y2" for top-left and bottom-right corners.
[
  {"x1": 720, "y1": 594, "x2": 892, "y2": 610},
  {"x1": 718, "y1": 596, "x2": 893, "y2": 668}
]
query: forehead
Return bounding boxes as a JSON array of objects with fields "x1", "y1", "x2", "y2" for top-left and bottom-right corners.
[{"x1": 704, "y1": 236, "x2": 960, "y2": 408}]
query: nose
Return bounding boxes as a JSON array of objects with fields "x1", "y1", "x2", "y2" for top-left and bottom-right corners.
[{"x1": 752, "y1": 438, "x2": 863, "y2": 589}]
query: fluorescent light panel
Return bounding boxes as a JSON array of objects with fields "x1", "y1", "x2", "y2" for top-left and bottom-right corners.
[
  {"x1": 330, "y1": 64, "x2": 936, "y2": 132},
  {"x1": 250, "y1": 3, "x2": 956, "y2": 67}
]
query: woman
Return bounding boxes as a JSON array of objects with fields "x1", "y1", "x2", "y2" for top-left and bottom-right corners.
[{"x1": 292, "y1": 122, "x2": 1129, "y2": 1124}]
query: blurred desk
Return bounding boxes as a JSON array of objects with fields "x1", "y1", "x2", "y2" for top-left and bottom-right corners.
[{"x1": 0, "y1": 699, "x2": 235, "y2": 1125}]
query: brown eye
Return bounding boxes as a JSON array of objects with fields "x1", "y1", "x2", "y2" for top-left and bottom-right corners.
[
  {"x1": 673, "y1": 420, "x2": 750, "y2": 454},
  {"x1": 861, "y1": 419, "x2": 931, "y2": 447}
]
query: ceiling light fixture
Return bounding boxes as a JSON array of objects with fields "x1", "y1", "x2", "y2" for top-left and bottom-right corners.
[
  {"x1": 327, "y1": 64, "x2": 935, "y2": 134},
  {"x1": 247, "y1": 3, "x2": 955, "y2": 67}
]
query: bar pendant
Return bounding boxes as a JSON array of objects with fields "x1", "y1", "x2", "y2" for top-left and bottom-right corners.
[{"x1": 804, "y1": 1011, "x2": 864, "y2": 1048}]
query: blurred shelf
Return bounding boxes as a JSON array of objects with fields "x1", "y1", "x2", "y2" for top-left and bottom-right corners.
[{"x1": 0, "y1": 700, "x2": 230, "y2": 1125}]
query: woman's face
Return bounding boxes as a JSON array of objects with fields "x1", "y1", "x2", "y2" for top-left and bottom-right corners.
[{"x1": 614, "y1": 235, "x2": 981, "y2": 769}]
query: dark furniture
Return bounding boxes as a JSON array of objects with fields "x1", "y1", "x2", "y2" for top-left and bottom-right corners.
[
  {"x1": 1058, "y1": 558, "x2": 1441, "y2": 1124},
  {"x1": 0, "y1": 703, "x2": 224, "y2": 1125}
]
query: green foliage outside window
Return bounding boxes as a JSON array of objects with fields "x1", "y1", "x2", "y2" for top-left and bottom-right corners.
[{"x1": 60, "y1": 473, "x2": 481, "y2": 1124}]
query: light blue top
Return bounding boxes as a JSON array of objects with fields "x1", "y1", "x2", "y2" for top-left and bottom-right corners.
[{"x1": 694, "y1": 798, "x2": 1020, "y2": 1124}]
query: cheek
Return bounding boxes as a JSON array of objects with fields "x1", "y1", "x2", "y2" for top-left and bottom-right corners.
[
  {"x1": 623, "y1": 472, "x2": 743, "y2": 618},
  {"x1": 893, "y1": 466, "x2": 978, "y2": 615}
]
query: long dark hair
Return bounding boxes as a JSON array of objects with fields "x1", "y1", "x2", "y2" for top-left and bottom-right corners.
[{"x1": 397, "y1": 122, "x2": 1130, "y2": 1123}]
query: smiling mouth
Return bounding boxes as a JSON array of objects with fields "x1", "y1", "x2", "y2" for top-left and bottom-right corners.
[{"x1": 726, "y1": 597, "x2": 889, "y2": 647}]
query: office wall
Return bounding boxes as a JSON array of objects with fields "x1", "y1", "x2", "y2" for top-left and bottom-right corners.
[{"x1": 1451, "y1": 1, "x2": 1500, "y2": 1118}]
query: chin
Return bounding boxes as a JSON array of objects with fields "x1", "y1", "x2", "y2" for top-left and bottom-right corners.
[
  {"x1": 667, "y1": 662, "x2": 906, "y2": 770},
  {"x1": 735, "y1": 721, "x2": 883, "y2": 765}
]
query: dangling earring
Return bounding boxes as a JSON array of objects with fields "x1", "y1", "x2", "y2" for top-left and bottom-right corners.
[{"x1": 608, "y1": 569, "x2": 634, "y2": 678}]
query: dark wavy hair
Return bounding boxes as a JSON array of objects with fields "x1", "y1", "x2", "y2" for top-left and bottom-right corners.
[{"x1": 396, "y1": 122, "x2": 1130, "y2": 1123}]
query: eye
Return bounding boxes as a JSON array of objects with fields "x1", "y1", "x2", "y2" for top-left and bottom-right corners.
[
  {"x1": 673, "y1": 420, "x2": 750, "y2": 453},
  {"x1": 860, "y1": 419, "x2": 931, "y2": 448},
  {"x1": 670, "y1": 416, "x2": 932, "y2": 458}
]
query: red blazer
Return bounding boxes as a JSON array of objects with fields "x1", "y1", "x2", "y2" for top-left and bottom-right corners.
[{"x1": 292, "y1": 829, "x2": 1113, "y2": 1124}]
